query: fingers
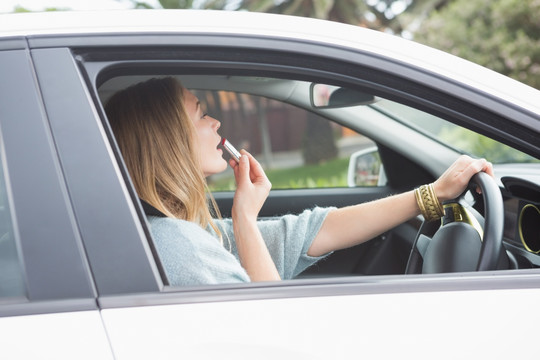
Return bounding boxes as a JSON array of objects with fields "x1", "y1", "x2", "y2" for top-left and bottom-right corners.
[
  {"x1": 434, "y1": 155, "x2": 494, "y2": 201},
  {"x1": 243, "y1": 151, "x2": 268, "y2": 183},
  {"x1": 230, "y1": 150, "x2": 271, "y2": 188},
  {"x1": 483, "y1": 159, "x2": 495, "y2": 177},
  {"x1": 230, "y1": 150, "x2": 271, "y2": 220},
  {"x1": 461, "y1": 157, "x2": 494, "y2": 180},
  {"x1": 461, "y1": 157, "x2": 485, "y2": 179},
  {"x1": 468, "y1": 157, "x2": 494, "y2": 194},
  {"x1": 458, "y1": 157, "x2": 487, "y2": 195},
  {"x1": 232, "y1": 151, "x2": 250, "y2": 187}
]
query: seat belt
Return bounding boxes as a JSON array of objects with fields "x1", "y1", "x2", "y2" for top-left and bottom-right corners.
[{"x1": 140, "y1": 199, "x2": 167, "y2": 218}]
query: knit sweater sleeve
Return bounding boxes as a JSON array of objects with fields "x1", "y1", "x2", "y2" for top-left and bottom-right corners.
[
  {"x1": 147, "y1": 216, "x2": 250, "y2": 286},
  {"x1": 217, "y1": 207, "x2": 334, "y2": 280}
]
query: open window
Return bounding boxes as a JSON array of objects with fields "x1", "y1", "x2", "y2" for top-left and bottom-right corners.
[{"x1": 88, "y1": 44, "x2": 538, "y2": 291}]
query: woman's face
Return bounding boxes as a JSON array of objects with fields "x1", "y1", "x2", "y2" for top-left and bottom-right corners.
[{"x1": 184, "y1": 89, "x2": 228, "y2": 177}]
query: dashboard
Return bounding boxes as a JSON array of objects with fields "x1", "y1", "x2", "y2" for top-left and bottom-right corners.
[{"x1": 501, "y1": 174, "x2": 540, "y2": 268}]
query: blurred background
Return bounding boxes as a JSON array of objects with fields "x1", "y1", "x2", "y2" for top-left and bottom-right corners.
[{"x1": 2, "y1": 0, "x2": 539, "y2": 90}]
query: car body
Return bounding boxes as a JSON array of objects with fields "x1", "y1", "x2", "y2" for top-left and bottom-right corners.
[{"x1": 0, "y1": 9, "x2": 539, "y2": 359}]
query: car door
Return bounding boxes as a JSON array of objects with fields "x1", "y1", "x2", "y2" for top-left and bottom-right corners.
[
  {"x1": 25, "y1": 13, "x2": 540, "y2": 359},
  {"x1": 99, "y1": 285, "x2": 540, "y2": 359}
]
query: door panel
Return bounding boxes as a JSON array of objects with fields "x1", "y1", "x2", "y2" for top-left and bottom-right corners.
[
  {"x1": 0, "y1": 310, "x2": 114, "y2": 360},
  {"x1": 214, "y1": 186, "x2": 394, "y2": 218},
  {"x1": 102, "y1": 288, "x2": 540, "y2": 359}
]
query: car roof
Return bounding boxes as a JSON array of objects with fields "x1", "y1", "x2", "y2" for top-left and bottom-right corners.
[{"x1": 1, "y1": 9, "x2": 539, "y2": 117}]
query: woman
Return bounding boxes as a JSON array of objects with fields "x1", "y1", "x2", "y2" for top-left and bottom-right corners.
[{"x1": 105, "y1": 77, "x2": 494, "y2": 285}]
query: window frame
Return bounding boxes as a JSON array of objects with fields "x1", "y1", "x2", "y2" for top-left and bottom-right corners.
[
  {"x1": 30, "y1": 47, "x2": 165, "y2": 297},
  {"x1": 69, "y1": 34, "x2": 540, "y2": 307}
]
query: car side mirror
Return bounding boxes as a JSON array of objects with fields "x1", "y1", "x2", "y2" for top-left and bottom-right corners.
[
  {"x1": 310, "y1": 83, "x2": 376, "y2": 109},
  {"x1": 347, "y1": 147, "x2": 387, "y2": 187}
]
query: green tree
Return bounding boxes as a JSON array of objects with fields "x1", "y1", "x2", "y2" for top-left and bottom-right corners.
[
  {"x1": 13, "y1": 6, "x2": 31, "y2": 12},
  {"x1": 414, "y1": 0, "x2": 540, "y2": 89},
  {"x1": 438, "y1": 126, "x2": 538, "y2": 163},
  {"x1": 11, "y1": 6, "x2": 69, "y2": 12},
  {"x1": 387, "y1": 0, "x2": 451, "y2": 36},
  {"x1": 134, "y1": 1, "x2": 454, "y2": 35},
  {"x1": 302, "y1": 113, "x2": 338, "y2": 165},
  {"x1": 230, "y1": 0, "x2": 369, "y2": 24},
  {"x1": 152, "y1": 0, "x2": 197, "y2": 8}
]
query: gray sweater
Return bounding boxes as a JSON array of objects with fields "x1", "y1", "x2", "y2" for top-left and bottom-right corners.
[{"x1": 148, "y1": 207, "x2": 332, "y2": 286}]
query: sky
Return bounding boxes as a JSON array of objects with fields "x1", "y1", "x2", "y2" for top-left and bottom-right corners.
[{"x1": 0, "y1": 0, "x2": 161, "y2": 13}]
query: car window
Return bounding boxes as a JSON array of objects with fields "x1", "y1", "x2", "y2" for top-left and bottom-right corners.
[
  {"x1": 195, "y1": 90, "x2": 383, "y2": 191},
  {"x1": 0, "y1": 159, "x2": 25, "y2": 299},
  {"x1": 97, "y1": 72, "x2": 539, "y2": 290},
  {"x1": 372, "y1": 100, "x2": 539, "y2": 164}
]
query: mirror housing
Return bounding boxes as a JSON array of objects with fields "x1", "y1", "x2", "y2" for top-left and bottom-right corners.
[
  {"x1": 347, "y1": 147, "x2": 387, "y2": 187},
  {"x1": 310, "y1": 83, "x2": 376, "y2": 109}
]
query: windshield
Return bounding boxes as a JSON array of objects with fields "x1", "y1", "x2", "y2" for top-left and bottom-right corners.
[{"x1": 371, "y1": 100, "x2": 539, "y2": 164}]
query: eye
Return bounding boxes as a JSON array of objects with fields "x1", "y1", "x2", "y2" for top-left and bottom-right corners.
[{"x1": 201, "y1": 113, "x2": 208, "y2": 119}]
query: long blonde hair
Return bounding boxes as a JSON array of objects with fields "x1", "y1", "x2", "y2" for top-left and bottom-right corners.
[{"x1": 105, "y1": 77, "x2": 221, "y2": 236}]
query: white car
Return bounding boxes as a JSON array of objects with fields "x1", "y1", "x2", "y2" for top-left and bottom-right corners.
[{"x1": 0, "y1": 10, "x2": 539, "y2": 359}]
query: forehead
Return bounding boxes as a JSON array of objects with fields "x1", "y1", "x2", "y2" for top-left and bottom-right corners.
[{"x1": 183, "y1": 89, "x2": 199, "y2": 113}]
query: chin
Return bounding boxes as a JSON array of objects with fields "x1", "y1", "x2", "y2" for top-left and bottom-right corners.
[
  {"x1": 204, "y1": 160, "x2": 228, "y2": 177},
  {"x1": 217, "y1": 162, "x2": 228, "y2": 173}
]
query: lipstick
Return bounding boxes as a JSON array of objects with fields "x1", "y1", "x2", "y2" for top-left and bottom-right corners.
[{"x1": 220, "y1": 138, "x2": 241, "y2": 163}]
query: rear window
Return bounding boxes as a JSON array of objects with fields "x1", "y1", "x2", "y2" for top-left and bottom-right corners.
[{"x1": 0, "y1": 159, "x2": 25, "y2": 299}]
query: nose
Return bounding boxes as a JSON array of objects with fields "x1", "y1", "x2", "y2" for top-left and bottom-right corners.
[{"x1": 212, "y1": 116, "x2": 221, "y2": 130}]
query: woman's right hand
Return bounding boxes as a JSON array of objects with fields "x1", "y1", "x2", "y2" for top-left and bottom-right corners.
[
  {"x1": 230, "y1": 150, "x2": 271, "y2": 221},
  {"x1": 229, "y1": 150, "x2": 280, "y2": 282}
]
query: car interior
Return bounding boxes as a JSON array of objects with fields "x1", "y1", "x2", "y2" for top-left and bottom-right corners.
[{"x1": 97, "y1": 72, "x2": 540, "y2": 284}]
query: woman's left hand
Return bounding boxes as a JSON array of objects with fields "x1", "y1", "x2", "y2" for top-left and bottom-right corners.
[
  {"x1": 309, "y1": 155, "x2": 494, "y2": 257},
  {"x1": 230, "y1": 150, "x2": 272, "y2": 221},
  {"x1": 433, "y1": 155, "x2": 494, "y2": 202}
]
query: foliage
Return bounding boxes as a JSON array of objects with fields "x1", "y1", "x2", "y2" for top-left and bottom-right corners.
[
  {"x1": 130, "y1": 1, "x2": 157, "y2": 9},
  {"x1": 153, "y1": 0, "x2": 439, "y2": 32},
  {"x1": 13, "y1": 6, "x2": 30, "y2": 12},
  {"x1": 233, "y1": 0, "x2": 369, "y2": 25},
  {"x1": 12, "y1": 6, "x2": 68, "y2": 12},
  {"x1": 438, "y1": 126, "x2": 539, "y2": 163},
  {"x1": 302, "y1": 114, "x2": 338, "y2": 165},
  {"x1": 156, "y1": 0, "x2": 197, "y2": 8},
  {"x1": 209, "y1": 156, "x2": 349, "y2": 191},
  {"x1": 267, "y1": 155, "x2": 348, "y2": 188},
  {"x1": 414, "y1": 0, "x2": 540, "y2": 89}
]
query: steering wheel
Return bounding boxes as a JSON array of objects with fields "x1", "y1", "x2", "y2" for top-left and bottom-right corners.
[{"x1": 405, "y1": 172, "x2": 504, "y2": 274}]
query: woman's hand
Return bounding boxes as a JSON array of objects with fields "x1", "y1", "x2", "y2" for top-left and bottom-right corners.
[
  {"x1": 433, "y1": 155, "x2": 494, "y2": 202},
  {"x1": 228, "y1": 150, "x2": 280, "y2": 282},
  {"x1": 230, "y1": 150, "x2": 271, "y2": 221},
  {"x1": 309, "y1": 154, "x2": 494, "y2": 257}
]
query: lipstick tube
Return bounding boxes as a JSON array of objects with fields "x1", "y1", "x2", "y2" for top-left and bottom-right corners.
[{"x1": 221, "y1": 138, "x2": 241, "y2": 163}]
